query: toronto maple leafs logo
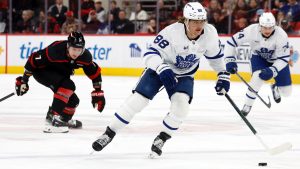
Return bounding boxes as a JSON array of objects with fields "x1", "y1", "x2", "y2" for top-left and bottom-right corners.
[
  {"x1": 255, "y1": 48, "x2": 274, "y2": 60},
  {"x1": 174, "y1": 54, "x2": 199, "y2": 69}
]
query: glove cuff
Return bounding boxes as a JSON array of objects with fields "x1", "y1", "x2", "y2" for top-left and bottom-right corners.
[
  {"x1": 93, "y1": 81, "x2": 102, "y2": 91},
  {"x1": 22, "y1": 69, "x2": 32, "y2": 83},
  {"x1": 224, "y1": 56, "x2": 236, "y2": 63},
  {"x1": 217, "y1": 71, "x2": 230, "y2": 81},
  {"x1": 156, "y1": 63, "x2": 170, "y2": 75},
  {"x1": 270, "y1": 66, "x2": 279, "y2": 77}
]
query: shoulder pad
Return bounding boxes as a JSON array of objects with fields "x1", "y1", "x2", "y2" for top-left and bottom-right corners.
[
  {"x1": 45, "y1": 41, "x2": 69, "y2": 62},
  {"x1": 76, "y1": 49, "x2": 93, "y2": 66}
]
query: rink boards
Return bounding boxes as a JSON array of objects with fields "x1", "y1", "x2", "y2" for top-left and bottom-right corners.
[{"x1": 0, "y1": 34, "x2": 299, "y2": 83}]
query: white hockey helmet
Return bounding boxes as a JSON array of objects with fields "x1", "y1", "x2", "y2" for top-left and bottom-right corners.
[
  {"x1": 259, "y1": 12, "x2": 276, "y2": 27},
  {"x1": 183, "y1": 2, "x2": 207, "y2": 20}
]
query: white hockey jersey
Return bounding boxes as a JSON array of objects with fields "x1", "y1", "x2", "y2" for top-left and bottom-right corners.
[
  {"x1": 224, "y1": 23, "x2": 290, "y2": 72},
  {"x1": 143, "y1": 22, "x2": 225, "y2": 77}
]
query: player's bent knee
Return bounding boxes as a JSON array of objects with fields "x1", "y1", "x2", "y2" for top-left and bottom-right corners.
[
  {"x1": 60, "y1": 79, "x2": 76, "y2": 91},
  {"x1": 170, "y1": 92, "x2": 190, "y2": 118},
  {"x1": 68, "y1": 93, "x2": 80, "y2": 107},
  {"x1": 279, "y1": 86, "x2": 292, "y2": 97}
]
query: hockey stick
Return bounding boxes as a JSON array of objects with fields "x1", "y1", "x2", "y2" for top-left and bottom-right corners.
[
  {"x1": 0, "y1": 92, "x2": 15, "y2": 102},
  {"x1": 224, "y1": 93, "x2": 292, "y2": 155},
  {"x1": 235, "y1": 72, "x2": 271, "y2": 108}
]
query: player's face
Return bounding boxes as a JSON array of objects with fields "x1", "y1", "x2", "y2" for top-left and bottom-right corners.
[
  {"x1": 187, "y1": 20, "x2": 206, "y2": 38},
  {"x1": 68, "y1": 47, "x2": 83, "y2": 59},
  {"x1": 261, "y1": 26, "x2": 274, "y2": 37}
]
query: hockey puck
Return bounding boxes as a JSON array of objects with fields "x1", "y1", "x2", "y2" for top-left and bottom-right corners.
[{"x1": 258, "y1": 162, "x2": 267, "y2": 166}]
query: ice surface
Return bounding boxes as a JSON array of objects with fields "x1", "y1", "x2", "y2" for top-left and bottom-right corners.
[{"x1": 0, "y1": 74, "x2": 299, "y2": 169}]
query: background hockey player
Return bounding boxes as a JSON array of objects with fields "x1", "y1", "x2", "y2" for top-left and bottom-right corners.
[
  {"x1": 224, "y1": 12, "x2": 292, "y2": 116},
  {"x1": 92, "y1": 2, "x2": 230, "y2": 157},
  {"x1": 15, "y1": 31, "x2": 105, "y2": 133}
]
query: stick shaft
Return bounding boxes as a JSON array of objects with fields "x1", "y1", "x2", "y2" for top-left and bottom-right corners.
[
  {"x1": 0, "y1": 92, "x2": 15, "y2": 102},
  {"x1": 235, "y1": 72, "x2": 271, "y2": 108},
  {"x1": 225, "y1": 93, "x2": 257, "y2": 134}
]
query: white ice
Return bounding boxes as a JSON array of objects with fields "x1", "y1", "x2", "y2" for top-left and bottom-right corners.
[{"x1": 0, "y1": 74, "x2": 299, "y2": 169}]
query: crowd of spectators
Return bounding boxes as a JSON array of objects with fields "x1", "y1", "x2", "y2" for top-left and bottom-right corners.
[{"x1": 0, "y1": 0, "x2": 300, "y2": 35}]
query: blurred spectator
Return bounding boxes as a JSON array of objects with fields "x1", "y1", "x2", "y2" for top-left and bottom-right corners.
[
  {"x1": 81, "y1": 0, "x2": 95, "y2": 23},
  {"x1": 157, "y1": 0, "x2": 173, "y2": 30},
  {"x1": 248, "y1": 0, "x2": 260, "y2": 20},
  {"x1": 171, "y1": 0, "x2": 188, "y2": 20},
  {"x1": 210, "y1": 11, "x2": 228, "y2": 34},
  {"x1": 249, "y1": 8, "x2": 264, "y2": 25},
  {"x1": 114, "y1": 10, "x2": 134, "y2": 34},
  {"x1": 129, "y1": 2, "x2": 148, "y2": 32},
  {"x1": 122, "y1": 0, "x2": 133, "y2": 19},
  {"x1": 281, "y1": 19, "x2": 295, "y2": 34},
  {"x1": 110, "y1": 0, "x2": 121, "y2": 21},
  {"x1": 97, "y1": 13, "x2": 114, "y2": 34},
  {"x1": 280, "y1": 0, "x2": 300, "y2": 22},
  {"x1": 93, "y1": 0, "x2": 106, "y2": 23},
  {"x1": 48, "y1": 0, "x2": 68, "y2": 26},
  {"x1": 15, "y1": 10, "x2": 36, "y2": 33},
  {"x1": 233, "y1": 0, "x2": 249, "y2": 20},
  {"x1": 129, "y1": 2, "x2": 148, "y2": 21},
  {"x1": 233, "y1": 17, "x2": 248, "y2": 33},
  {"x1": 61, "y1": 11, "x2": 80, "y2": 34},
  {"x1": 146, "y1": 18, "x2": 156, "y2": 34},
  {"x1": 35, "y1": 10, "x2": 60, "y2": 34},
  {"x1": 272, "y1": 0, "x2": 285, "y2": 12},
  {"x1": 276, "y1": 11, "x2": 286, "y2": 26},
  {"x1": 207, "y1": 0, "x2": 221, "y2": 22},
  {"x1": 83, "y1": 10, "x2": 101, "y2": 34}
]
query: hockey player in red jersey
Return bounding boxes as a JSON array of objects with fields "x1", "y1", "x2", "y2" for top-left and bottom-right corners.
[{"x1": 15, "y1": 31, "x2": 105, "y2": 133}]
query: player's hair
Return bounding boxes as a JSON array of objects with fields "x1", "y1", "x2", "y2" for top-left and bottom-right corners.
[{"x1": 177, "y1": 17, "x2": 186, "y2": 24}]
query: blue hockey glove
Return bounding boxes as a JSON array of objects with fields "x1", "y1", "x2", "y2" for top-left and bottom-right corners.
[
  {"x1": 259, "y1": 66, "x2": 278, "y2": 81},
  {"x1": 225, "y1": 56, "x2": 238, "y2": 74},
  {"x1": 215, "y1": 71, "x2": 230, "y2": 95},
  {"x1": 156, "y1": 63, "x2": 177, "y2": 91}
]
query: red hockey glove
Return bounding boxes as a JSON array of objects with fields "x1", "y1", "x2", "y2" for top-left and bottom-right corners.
[
  {"x1": 91, "y1": 90, "x2": 105, "y2": 112},
  {"x1": 15, "y1": 76, "x2": 29, "y2": 96}
]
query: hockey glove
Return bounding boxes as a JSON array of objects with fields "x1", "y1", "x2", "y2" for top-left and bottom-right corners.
[
  {"x1": 15, "y1": 76, "x2": 29, "y2": 96},
  {"x1": 225, "y1": 57, "x2": 238, "y2": 74},
  {"x1": 156, "y1": 63, "x2": 177, "y2": 91},
  {"x1": 215, "y1": 71, "x2": 230, "y2": 95},
  {"x1": 259, "y1": 66, "x2": 278, "y2": 81},
  {"x1": 91, "y1": 90, "x2": 105, "y2": 112}
]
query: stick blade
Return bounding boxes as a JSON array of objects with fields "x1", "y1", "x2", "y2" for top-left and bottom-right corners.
[{"x1": 268, "y1": 142, "x2": 292, "y2": 155}]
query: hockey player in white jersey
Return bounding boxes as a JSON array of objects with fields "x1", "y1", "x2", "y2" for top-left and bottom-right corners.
[
  {"x1": 92, "y1": 2, "x2": 230, "y2": 157},
  {"x1": 224, "y1": 12, "x2": 292, "y2": 116}
]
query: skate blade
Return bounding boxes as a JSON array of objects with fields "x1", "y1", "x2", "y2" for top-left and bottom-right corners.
[
  {"x1": 43, "y1": 126, "x2": 69, "y2": 133},
  {"x1": 148, "y1": 151, "x2": 159, "y2": 159}
]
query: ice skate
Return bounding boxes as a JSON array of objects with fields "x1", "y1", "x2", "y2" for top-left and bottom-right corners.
[
  {"x1": 149, "y1": 132, "x2": 171, "y2": 158},
  {"x1": 67, "y1": 119, "x2": 82, "y2": 129},
  {"x1": 241, "y1": 104, "x2": 252, "y2": 117},
  {"x1": 271, "y1": 84, "x2": 281, "y2": 103},
  {"x1": 45, "y1": 107, "x2": 82, "y2": 130},
  {"x1": 44, "y1": 107, "x2": 68, "y2": 133},
  {"x1": 44, "y1": 114, "x2": 69, "y2": 133},
  {"x1": 92, "y1": 126, "x2": 116, "y2": 151}
]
